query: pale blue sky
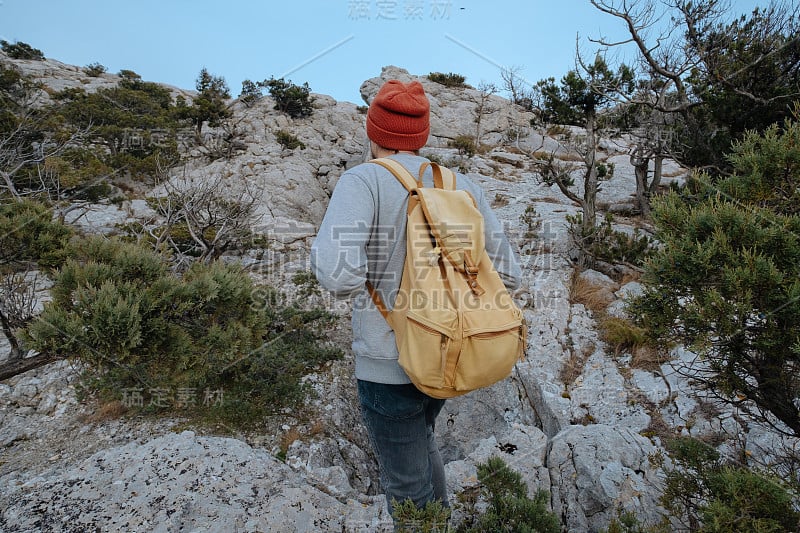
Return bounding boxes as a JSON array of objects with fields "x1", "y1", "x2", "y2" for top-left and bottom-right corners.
[{"x1": 1, "y1": 0, "x2": 765, "y2": 104}]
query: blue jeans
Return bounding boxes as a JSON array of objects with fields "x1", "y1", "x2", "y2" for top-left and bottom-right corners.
[{"x1": 357, "y1": 380, "x2": 449, "y2": 519}]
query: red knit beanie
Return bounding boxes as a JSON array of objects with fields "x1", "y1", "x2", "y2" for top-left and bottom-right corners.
[{"x1": 367, "y1": 80, "x2": 430, "y2": 151}]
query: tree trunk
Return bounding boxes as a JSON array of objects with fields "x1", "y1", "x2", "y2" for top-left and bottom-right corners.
[
  {"x1": 754, "y1": 359, "x2": 800, "y2": 437},
  {"x1": 583, "y1": 109, "x2": 597, "y2": 230},
  {"x1": 0, "y1": 353, "x2": 59, "y2": 381},
  {"x1": 0, "y1": 309, "x2": 24, "y2": 361},
  {"x1": 582, "y1": 111, "x2": 599, "y2": 233},
  {"x1": 576, "y1": 111, "x2": 600, "y2": 269},
  {"x1": 0, "y1": 171, "x2": 23, "y2": 200},
  {"x1": 632, "y1": 153, "x2": 651, "y2": 217},
  {"x1": 649, "y1": 155, "x2": 664, "y2": 196}
]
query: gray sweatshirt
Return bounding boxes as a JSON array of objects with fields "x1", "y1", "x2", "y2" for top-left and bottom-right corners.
[{"x1": 311, "y1": 153, "x2": 522, "y2": 384}]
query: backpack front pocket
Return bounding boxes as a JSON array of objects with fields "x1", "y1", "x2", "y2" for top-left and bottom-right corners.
[
  {"x1": 454, "y1": 309, "x2": 524, "y2": 391},
  {"x1": 398, "y1": 309, "x2": 457, "y2": 389}
]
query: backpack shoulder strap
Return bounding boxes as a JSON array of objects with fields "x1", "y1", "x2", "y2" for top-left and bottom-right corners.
[
  {"x1": 418, "y1": 162, "x2": 456, "y2": 190},
  {"x1": 365, "y1": 280, "x2": 392, "y2": 325},
  {"x1": 371, "y1": 158, "x2": 458, "y2": 191},
  {"x1": 365, "y1": 157, "x2": 419, "y2": 328},
  {"x1": 370, "y1": 158, "x2": 421, "y2": 192}
]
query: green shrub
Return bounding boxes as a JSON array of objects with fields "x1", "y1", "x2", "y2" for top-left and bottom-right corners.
[
  {"x1": 427, "y1": 72, "x2": 468, "y2": 88},
  {"x1": 83, "y1": 63, "x2": 107, "y2": 77},
  {"x1": 423, "y1": 152, "x2": 444, "y2": 165},
  {"x1": 292, "y1": 270, "x2": 320, "y2": 297},
  {"x1": 631, "y1": 118, "x2": 800, "y2": 436},
  {"x1": 599, "y1": 316, "x2": 648, "y2": 354},
  {"x1": 239, "y1": 79, "x2": 262, "y2": 106},
  {"x1": 0, "y1": 199, "x2": 73, "y2": 271},
  {"x1": 657, "y1": 437, "x2": 799, "y2": 532},
  {"x1": 40, "y1": 147, "x2": 114, "y2": 200},
  {"x1": 276, "y1": 129, "x2": 306, "y2": 150},
  {"x1": 521, "y1": 204, "x2": 541, "y2": 238},
  {"x1": 118, "y1": 69, "x2": 141, "y2": 81},
  {"x1": 188, "y1": 68, "x2": 232, "y2": 133},
  {"x1": 567, "y1": 212, "x2": 653, "y2": 268},
  {"x1": 262, "y1": 77, "x2": 315, "y2": 119},
  {"x1": 25, "y1": 237, "x2": 342, "y2": 428},
  {"x1": 54, "y1": 77, "x2": 187, "y2": 183},
  {"x1": 449, "y1": 135, "x2": 477, "y2": 157},
  {"x1": 393, "y1": 499, "x2": 451, "y2": 532},
  {"x1": 0, "y1": 199, "x2": 70, "y2": 361},
  {"x1": 596, "y1": 161, "x2": 615, "y2": 179},
  {"x1": 1, "y1": 40, "x2": 45, "y2": 60},
  {"x1": 106, "y1": 145, "x2": 181, "y2": 183},
  {"x1": 0, "y1": 63, "x2": 26, "y2": 109},
  {"x1": 456, "y1": 456, "x2": 561, "y2": 533}
]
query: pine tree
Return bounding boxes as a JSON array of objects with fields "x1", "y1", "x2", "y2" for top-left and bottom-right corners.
[
  {"x1": 631, "y1": 115, "x2": 800, "y2": 436},
  {"x1": 190, "y1": 68, "x2": 231, "y2": 134}
]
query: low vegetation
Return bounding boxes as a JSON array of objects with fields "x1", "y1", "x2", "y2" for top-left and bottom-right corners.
[
  {"x1": 631, "y1": 117, "x2": 800, "y2": 437},
  {"x1": 263, "y1": 77, "x2": 315, "y2": 118},
  {"x1": 448, "y1": 135, "x2": 477, "y2": 157},
  {"x1": 520, "y1": 204, "x2": 541, "y2": 239},
  {"x1": 236, "y1": 77, "x2": 317, "y2": 118},
  {"x1": 276, "y1": 129, "x2": 306, "y2": 150},
  {"x1": 1, "y1": 40, "x2": 45, "y2": 60},
  {"x1": 566, "y1": 213, "x2": 653, "y2": 271},
  {"x1": 0, "y1": 200, "x2": 73, "y2": 361},
  {"x1": 24, "y1": 236, "x2": 341, "y2": 429},
  {"x1": 427, "y1": 72, "x2": 468, "y2": 88},
  {"x1": 393, "y1": 457, "x2": 561, "y2": 532},
  {"x1": 52, "y1": 71, "x2": 187, "y2": 183},
  {"x1": 83, "y1": 62, "x2": 107, "y2": 77},
  {"x1": 456, "y1": 457, "x2": 561, "y2": 532},
  {"x1": 658, "y1": 438, "x2": 798, "y2": 532}
]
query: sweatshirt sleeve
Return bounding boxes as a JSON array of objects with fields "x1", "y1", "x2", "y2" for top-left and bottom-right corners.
[
  {"x1": 470, "y1": 183, "x2": 523, "y2": 291},
  {"x1": 310, "y1": 173, "x2": 375, "y2": 299}
]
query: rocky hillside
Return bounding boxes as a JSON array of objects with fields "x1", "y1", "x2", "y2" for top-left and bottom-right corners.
[{"x1": 1, "y1": 57, "x2": 796, "y2": 532}]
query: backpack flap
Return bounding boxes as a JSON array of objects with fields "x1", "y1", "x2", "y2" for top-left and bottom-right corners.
[{"x1": 416, "y1": 187, "x2": 486, "y2": 294}]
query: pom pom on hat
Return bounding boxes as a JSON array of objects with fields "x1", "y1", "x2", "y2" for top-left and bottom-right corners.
[{"x1": 367, "y1": 80, "x2": 430, "y2": 151}]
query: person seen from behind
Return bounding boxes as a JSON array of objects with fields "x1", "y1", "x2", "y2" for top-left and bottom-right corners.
[{"x1": 311, "y1": 78, "x2": 522, "y2": 527}]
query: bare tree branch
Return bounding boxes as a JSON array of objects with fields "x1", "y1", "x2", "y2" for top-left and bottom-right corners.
[
  {"x1": 0, "y1": 271, "x2": 42, "y2": 361},
  {"x1": 148, "y1": 164, "x2": 262, "y2": 264}
]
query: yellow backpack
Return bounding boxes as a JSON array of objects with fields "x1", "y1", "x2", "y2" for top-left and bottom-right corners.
[{"x1": 366, "y1": 158, "x2": 526, "y2": 399}]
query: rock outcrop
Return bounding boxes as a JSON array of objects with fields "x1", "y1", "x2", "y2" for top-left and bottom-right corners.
[
  {"x1": 1, "y1": 58, "x2": 795, "y2": 532},
  {"x1": 3, "y1": 430, "x2": 394, "y2": 532}
]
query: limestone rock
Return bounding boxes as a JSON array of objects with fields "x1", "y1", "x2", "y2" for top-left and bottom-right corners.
[
  {"x1": 615, "y1": 281, "x2": 643, "y2": 300},
  {"x1": 286, "y1": 436, "x2": 375, "y2": 497},
  {"x1": 3, "y1": 53, "x2": 194, "y2": 107},
  {"x1": 460, "y1": 424, "x2": 550, "y2": 496},
  {"x1": 0, "y1": 431, "x2": 389, "y2": 532},
  {"x1": 570, "y1": 351, "x2": 651, "y2": 432},
  {"x1": 548, "y1": 424, "x2": 664, "y2": 532},
  {"x1": 489, "y1": 150, "x2": 527, "y2": 167},
  {"x1": 437, "y1": 379, "x2": 540, "y2": 463}
]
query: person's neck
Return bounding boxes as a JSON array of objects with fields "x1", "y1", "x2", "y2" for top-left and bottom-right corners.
[{"x1": 373, "y1": 147, "x2": 418, "y2": 159}]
